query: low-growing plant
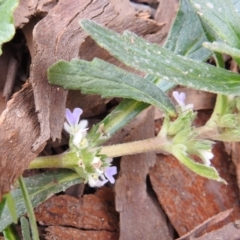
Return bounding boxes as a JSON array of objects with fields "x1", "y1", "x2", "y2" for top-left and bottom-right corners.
[{"x1": 1, "y1": 0, "x2": 240, "y2": 239}]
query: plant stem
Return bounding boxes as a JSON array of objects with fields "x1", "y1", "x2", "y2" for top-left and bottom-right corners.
[
  {"x1": 18, "y1": 176, "x2": 39, "y2": 240},
  {"x1": 28, "y1": 136, "x2": 169, "y2": 169},
  {"x1": 28, "y1": 152, "x2": 79, "y2": 169},
  {"x1": 100, "y1": 136, "x2": 169, "y2": 157}
]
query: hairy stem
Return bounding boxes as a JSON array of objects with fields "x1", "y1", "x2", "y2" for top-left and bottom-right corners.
[
  {"x1": 101, "y1": 136, "x2": 169, "y2": 157},
  {"x1": 28, "y1": 136, "x2": 169, "y2": 169}
]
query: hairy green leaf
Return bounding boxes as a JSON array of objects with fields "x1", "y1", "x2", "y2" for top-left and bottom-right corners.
[
  {"x1": 0, "y1": 170, "x2": 81, "y2": 231},
  {"x1": 87, "y1": 0, "x2": 215, "y2": 146},
  {"x1": 172, "y1": 149, "x2": 226, "y2": 184},
  {"x1": 20, "y1": 217, "x2": 31, "y2": 240},
  {"x1": 80, "y1": 20, "x2": 240, "y2": 96},
  {"x1": 48, "y1": 59, "x2": 176, "y2": 116},
  {"x1": 165, "y1": 0, "x2": 212, "y2": 60},
  {"x1": 189, "y1": 0, "x2": 240, "y2": 48},
  {"x1": 88, "y1": 99, "x2": 149, "y2": 147},
  {"x1": 203, "y1": 41, "x2": 240, "y2": 65},
  {"x1": 0, "y1": 0, "x2": 18, "y2": 54}
]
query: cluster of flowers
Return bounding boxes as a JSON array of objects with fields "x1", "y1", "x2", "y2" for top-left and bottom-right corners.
[
  {"x1": 172, "y1": 91, "x2": 214, "y2": 166},
  {"x1": 64, "y1": 108, "x2": 117, "y2": 187}
]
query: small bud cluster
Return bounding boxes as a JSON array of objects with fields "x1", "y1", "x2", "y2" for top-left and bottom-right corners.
[
  {"x1": 64, "y1": 108, "x2": 117, "y2": 187},
  {"x1": 171, "y1": 91, "x2": 214, "y2": 166}
]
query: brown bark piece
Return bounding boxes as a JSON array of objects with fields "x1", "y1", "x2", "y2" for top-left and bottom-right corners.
[
  {"x1": 35, "y1": 188, "x2": 119, "y2": 231},
  {"x1": 66, "y1": 90, "x2": 110, "y2": 118},
  {"x1": 115, "y1": 107, "x2": 173, "y2": 240},
  {"x1": 225, "y1": 142, "x2": 240, "y2": 194},
  {"x1": 177, "y1": 209, "x2": 233, "y2": 239},
  {"x1": 45, "y1": 226, "x2": 119, "y2": 240},
  {"x1": 0, "y1": 45, "x2": 12, "y2": 114},
  {"x1": 193, "y1": 222, "x2": 240, "y2": 240},
  {"x1": 0, "y1": 83, "x2": 41, "y2": 197},
  {"x1": 13, "y1": 0, "x2": 58, "y2": 28},
  {"x1": 3, "y1": 56, "x2": 18, "y2": 101},
  {"x1": 149, "y1": 141, "x2": 239, "y2": 236},
  {"x1": 155, "y1": 0, "x2": 179, "y2": 33},
  {"x1": 172, "y1": 88, "x2": 216, "y2": 111}
]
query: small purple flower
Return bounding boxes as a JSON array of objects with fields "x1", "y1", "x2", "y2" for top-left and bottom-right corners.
[
  {"x1": 88, "y1": 157, "x2": 117, "y2": 187},
  {"x1": 64, "y1": 108, "x2": 88, "y2": 148},
  {"x1": 104, "y1": 166, "x2": 117, "y2": 184},
  {"x1": 65, "y1": 108, "x2": 82, "y2": 127},
  {"x1": 173, "y1": 91, "x2": 186, "y2": 107},
  {"x1": 88, "y1": 174, "x2": 108, "y2": 187},
  {"x1": 173, "y1": 91, "x2": 193, "y2": 111}
]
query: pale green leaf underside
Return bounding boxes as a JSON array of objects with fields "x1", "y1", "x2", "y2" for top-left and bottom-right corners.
[
  {"x1": 0, "y1": 170, "x2": 81, "y2": 231},
  {"x1": 203, "y1": 41, "x2": 240, "y2": 65},
  {"x1": 172, "y1": 150, "x2": 227, "y2": 184},
  {"x1": 20, "y1": 217, "x2": 31, "y2": 240},
  {"x1": 6, "y1": 193, "x2": 17, "y2": 224},
  {"x1": 232, "y1": 0, "x2": 240, "y2": 12},
  {"x1": 0, "y1": 0, "x2": 18, "y2": 54},
  {"x1": 80, "y1": 20, "x2": 240, "y2": 96},
  {"x1": 189, "y1": 0, "x2": 240, "y2": 48},
  {"x1": 48, "y1": 59, "x2": 176, "y2": 116}
]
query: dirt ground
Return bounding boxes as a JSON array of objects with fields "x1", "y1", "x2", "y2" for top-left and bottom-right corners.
[{"x1": 1, "y1": 0, "x2": 240, "y2": 239}]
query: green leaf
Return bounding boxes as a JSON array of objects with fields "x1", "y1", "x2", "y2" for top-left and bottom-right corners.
[
  {"x1": 203, "y1": 41, "x2": 240, "y2": 65},
  {"x1": 156, "y1": 0, "x2": 213, "y2": 94},
  {"x1": 80, "y1": 20, "x2": 240, "y2": 96},
  {"x1": 165, "y1": 0, "x2": 212, "y2": 60},
  {"x1": 20, "y1": 217, "x2": 31, "y2": 240},
  {"x1": 87, "y1": 99, "x2": 149, "y2": 146},
  {"x1": 0, "y1": 0, "x2": 18, "y2": 55},
  {"x1": 50, "y1": 0, "x2": 217, "y2": 147},
  {"x1": 189, "y1": 0, "x2": 240, "y2": 48},
  {"x1": 86, "y1": 75, "x2": 158, "y2": 146},
  {"x1": 172, "y1": 149, "x2": 227, "y2": 184},
  {"x1": 6, "y1": 193, "x2": 17, "y2": 224},
  {"x1": 232, "y1": 0, "x2": 240, "y2": 11},
  {"x1": 3, "y1": 224, "x2": 20, "y2": 240},
  {"x1": 18, "y1": 176, "x2": 39, "y2": 240},
  {"x1": 0, "y1": 170, "x2": 81, "y2": 231},
  {"x1": 48, "y1": 58, "x2": 176, "y2": 117},
  {"x1": 87, "y1": 0, "x2": 216, "y2": 146},
  {"x1": 0, "y1": 195, "x2": 6, "y2": 219}
]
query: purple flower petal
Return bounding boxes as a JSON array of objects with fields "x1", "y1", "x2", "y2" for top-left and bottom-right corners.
[
  {"x1": 96, "y1": 179, "x2": 108, "y2": 187},
  {"x1": 65, "y1": 108, "x2": 74, "y2": 126},
  {"x1": 173, "y1": 91, "x2": 186, "y2": 106},
  {"x1": 72, "y1": 108, "x2": 83, "y2": 126},
  {"x1": 65, "y1": 108, "x2": 83, "y2": 126},
  {"x1": 179, "y1": 92, "x2": 186, "y2": 102},
  {"x1": 104, "y1": 166, "x2": 117, "y2": 184}
]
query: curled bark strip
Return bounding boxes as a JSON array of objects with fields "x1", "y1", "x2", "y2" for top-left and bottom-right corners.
[{"x1": 0, "y1": 83, "x2": 42, "y2": 199}]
